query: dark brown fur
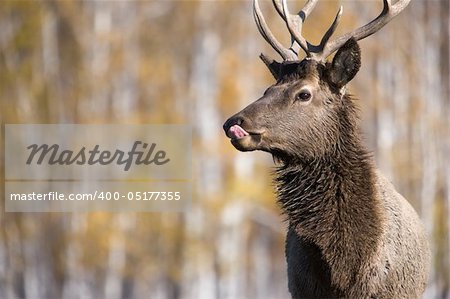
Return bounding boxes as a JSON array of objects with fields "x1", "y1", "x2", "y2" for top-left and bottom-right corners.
[{"x1": 223, "y1": 39, "x2": 430, "y2": 298}]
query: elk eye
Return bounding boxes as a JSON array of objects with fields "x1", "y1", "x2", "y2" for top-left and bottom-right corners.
[{"x1": 296, "y1": 90, "x2": 311, "y2": 101}]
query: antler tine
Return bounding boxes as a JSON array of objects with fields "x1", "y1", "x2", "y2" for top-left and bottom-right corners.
[
  {"x1": 318, "y1": 6, "x2": 343, "y2": 51},
  {"x1": 272, "y1": 0, "x2": 317, "y2": 22},
  {"x1": 280, "y1": 0, "x2": 319, "y2": 57},
  {"x1": 272, "y1": 0, "x2": 285, "y2": 20},
  {"x1": 319, "y1": 0, "x2": 411, "y2": 60},
  {"x1": 253, "y1": 0, "x2": 297, "y2": 61}
]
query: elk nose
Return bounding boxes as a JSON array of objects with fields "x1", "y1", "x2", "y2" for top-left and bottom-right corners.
[{"x1": 223, "y1": 115, "x2": 244, "y2": 135}]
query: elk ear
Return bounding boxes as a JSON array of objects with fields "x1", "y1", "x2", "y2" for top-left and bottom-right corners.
[
  {"x1": 260, "y1": 53, "x2": 282, "y2": 80},
  {"x1": 328, "y1": 38, "x2": 361, "y2": 88}
]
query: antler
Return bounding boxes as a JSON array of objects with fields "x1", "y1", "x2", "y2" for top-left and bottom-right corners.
[
  {"x1": 275, "y1": 0, "x2": 319, "y2": 56},
  {"x1": 253, "y1": 0, "x2": 411, "y2": 62},
  {"x1": 320, "y1": 0, "x2": 411, "y2": 60},
  {"x1": 254, "y1": 0, "x2": 296, "y2": 60},
  {"x1": 253, "y1": 0, "x2": 319, "y2": 61}
]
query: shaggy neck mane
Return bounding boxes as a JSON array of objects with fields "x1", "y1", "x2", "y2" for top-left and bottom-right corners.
[{"x1": 274, "y1": 96, "x2": 384, "y2": 290}]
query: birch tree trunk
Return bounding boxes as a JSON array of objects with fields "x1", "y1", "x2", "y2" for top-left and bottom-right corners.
[{"x1": 62, "y1": 214, "x2": 92, "y2": 299}]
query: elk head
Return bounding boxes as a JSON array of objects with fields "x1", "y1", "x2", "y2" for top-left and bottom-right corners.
[{"x1": 223, "y1": 0, "x2": 410, "y2": 162}]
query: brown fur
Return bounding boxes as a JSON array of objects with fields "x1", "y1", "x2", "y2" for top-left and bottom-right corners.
[{"x1": 223, "y1": 40, "x2": 430, "y2": 298}]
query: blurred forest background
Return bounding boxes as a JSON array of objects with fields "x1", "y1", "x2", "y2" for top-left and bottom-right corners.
[{"x1": 0, "y1": 0, "x2": 449, "y2": 298}]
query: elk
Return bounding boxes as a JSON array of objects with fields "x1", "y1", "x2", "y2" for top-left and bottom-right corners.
[{"x1": 223, "y1": 0, "x2": 431, "y2": 298}]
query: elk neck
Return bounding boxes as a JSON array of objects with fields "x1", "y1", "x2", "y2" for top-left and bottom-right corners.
[{"x1": 274, "y1": 96, "x2": 385, "y2": 288}]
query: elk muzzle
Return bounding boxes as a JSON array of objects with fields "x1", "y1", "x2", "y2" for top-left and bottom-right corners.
[{"x1": 223, "y1": 114, "x2": 264, "y2": 152}]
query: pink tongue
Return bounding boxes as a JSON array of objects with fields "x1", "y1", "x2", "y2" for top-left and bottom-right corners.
[{"x1": 228, "y1": 125, "x2": 249, "y2": 139}]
